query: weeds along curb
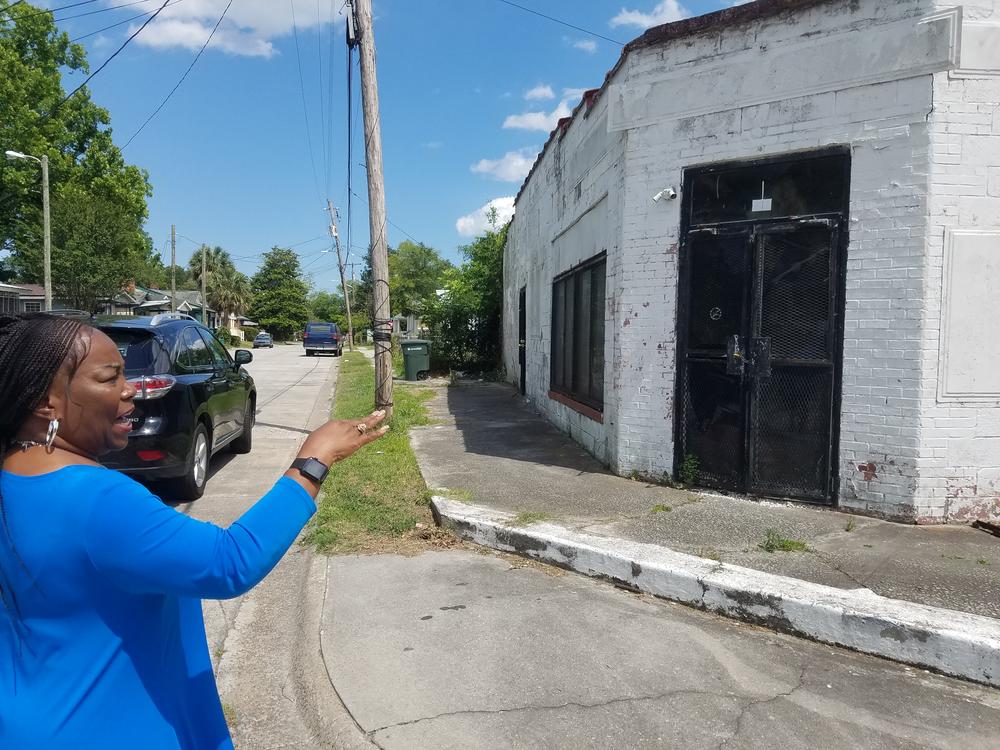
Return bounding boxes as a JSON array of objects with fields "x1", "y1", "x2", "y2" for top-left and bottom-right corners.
[{"x1": 431, "y1": 497, "x2": 1000, "y2": 688}]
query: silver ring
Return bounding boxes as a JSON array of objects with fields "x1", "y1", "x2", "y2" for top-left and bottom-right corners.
[{"x1": 356, "y1": 423, "x2": 368, "y2": 434}]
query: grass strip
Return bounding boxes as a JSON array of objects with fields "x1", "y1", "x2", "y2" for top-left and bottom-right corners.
[{"x1": 304, "y1": 351, "x2": 436, "y2": 554}]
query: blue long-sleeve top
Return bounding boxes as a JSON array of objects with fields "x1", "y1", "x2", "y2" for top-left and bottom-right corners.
[{"x1": 0, "y1": 464, "x2": 316, "y2": 749}]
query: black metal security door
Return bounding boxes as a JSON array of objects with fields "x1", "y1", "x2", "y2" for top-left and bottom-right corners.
[{"x1": 676, "y1": 152, "x2": 849, "y2": 504}]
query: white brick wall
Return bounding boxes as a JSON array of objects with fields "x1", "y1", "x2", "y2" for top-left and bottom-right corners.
[
  {"x1": 916, "y1": 0, "x2": 1000, "y2": 522},
  {"x1": 505, "y1": 0, "x2": 1000, "y2": 522}
]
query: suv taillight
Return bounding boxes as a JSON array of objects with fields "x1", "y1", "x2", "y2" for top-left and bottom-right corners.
[{"x1": 128, "y1": 374, "x2": 177, "y2": 400}]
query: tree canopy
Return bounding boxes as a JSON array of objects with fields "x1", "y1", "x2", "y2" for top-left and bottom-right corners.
[
  {"x1": 0, "y1": 4, "x2": 153, "y2": 309},
  {"x1": 249, "y1": 247, "x2": 309, "y2": 340},
  {"x1": 387, "y1": 241, "x2": 452, "y2": 318},
  {"x1": 423, "y1": 209, "x2": 507, "y2": 369}
]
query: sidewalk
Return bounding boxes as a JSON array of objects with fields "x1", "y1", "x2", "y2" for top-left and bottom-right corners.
[{"x1": 410, "y1": 381, "x2": 1000, "y2": 686}]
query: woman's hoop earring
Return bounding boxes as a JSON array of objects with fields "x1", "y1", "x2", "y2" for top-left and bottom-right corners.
[{"x1": 45, "y1": 418, "x2": 60, "y2": 453}]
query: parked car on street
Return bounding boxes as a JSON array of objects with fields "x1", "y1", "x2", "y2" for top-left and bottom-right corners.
[
  {"x1": 253, "y1": 332, "x2": 273, "y2": 348},
  {"x1": 303, "y1": 322, "x2": 343, "y2": 356},
  {"x1": 95, "y1": 313, "x2": 256, "y2": 501}
]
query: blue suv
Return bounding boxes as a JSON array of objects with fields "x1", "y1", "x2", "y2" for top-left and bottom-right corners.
[{"x1": 96, "y1": 314, "x2": 256, "y2": 501}]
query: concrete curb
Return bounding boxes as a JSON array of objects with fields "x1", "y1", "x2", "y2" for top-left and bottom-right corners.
[{"x1": 432, "y1": 497, "x2": 1000, "y2": 688}]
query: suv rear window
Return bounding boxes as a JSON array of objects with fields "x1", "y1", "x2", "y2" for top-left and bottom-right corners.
[
  {"x1": 306, "y1": 323, "x2": 334, "y2": 333},
  {"x1": 102, "y1": 329, "x2": 169, "y2": 375}
]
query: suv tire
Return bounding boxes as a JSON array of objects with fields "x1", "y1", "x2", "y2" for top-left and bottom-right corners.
[
  {"x1": 230, "y1": 401, "x2": 254, "y2": 454},
  {"x1": 171, "y1": 423, "x2": 210, "y2": 501}
]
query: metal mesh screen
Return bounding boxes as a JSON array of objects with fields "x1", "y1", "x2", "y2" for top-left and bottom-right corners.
[
  {"x1": 749, "y1": 367, "x2": 832, "y2": 500},
  {"x1": 758, "y1": 226, "x2": 832, "y2": 360},
  {"x1": 680, "y1": 360, "x2": 744, "y2": 491}
]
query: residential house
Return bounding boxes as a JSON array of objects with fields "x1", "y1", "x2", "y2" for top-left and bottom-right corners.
[
  {"x1": 131, "y1": 286, "x2": 220, "y2": 329},
  {"x1": 0, "y1": 282, "x2": 21, "y2": 314},
  {"x1": 503, "y1": 0, "x2": 1000, "y2": 524},
  {"x1": 15, "y1": 283, "x2": 138, "y2": 316}
]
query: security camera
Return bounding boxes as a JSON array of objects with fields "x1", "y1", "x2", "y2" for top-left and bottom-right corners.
[{"x1": 652, "y1": 187, "x2": 677, "y2": 203}]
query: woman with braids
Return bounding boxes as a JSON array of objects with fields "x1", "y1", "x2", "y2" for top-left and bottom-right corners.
[{"x1": 0, "y1": 313, "x2": 388, "y2": 748}]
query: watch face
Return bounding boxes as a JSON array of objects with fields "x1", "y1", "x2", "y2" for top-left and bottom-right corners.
[{"x1": 301, "y1": 457, "x2": 328, "y2": 482}]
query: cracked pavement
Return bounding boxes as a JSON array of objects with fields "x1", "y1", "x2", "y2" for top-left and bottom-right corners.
[{"x1": 323, "y1": 550, "x2": 1000, "y2": 749}]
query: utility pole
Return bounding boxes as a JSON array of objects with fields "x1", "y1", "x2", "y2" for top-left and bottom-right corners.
[
  {"x1": 40, "y1": 155, "x2": 51, "y2": 313},
  {"x1": 327, "y1": 199, "x2": 355, "y2": 352},
  {"x1": 350, "y1": 0, "x2": 393, "y2": 416},
  {"x1": 201, "y1": 246, "x2": 207, "y2": 326},
  {"x1": 170, "y1": 224, "x2": 177, "y2": 313},
  {"x1": 3, "y1": 150, "x2": 50, "y2": 310}
]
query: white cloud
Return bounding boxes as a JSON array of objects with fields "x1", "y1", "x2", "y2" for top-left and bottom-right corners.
[
  {"x1": 574, "y1": 39, "x2": 597, "y2": 53},
  {"x1": 123, "y1": 0, "x2": 344, "y2": 58},
  {"x1": 470, "y1": 147, "x2": 539, "y2": 182},
  {"x1": 502, "y1": 88, "x2": 586, "y2": 132},
  {"x1": 524, "y1": 84, "x2": 555, "y2": 101},
  {"x1": 456, "y1": 197, "x2": 515, "y2": 237},
  {"x1": 423, "y1": 141, "x2": 444, "y2": 150},
  {"x1": 609, "y1": 1, "x2": 690, "y2": 29}
]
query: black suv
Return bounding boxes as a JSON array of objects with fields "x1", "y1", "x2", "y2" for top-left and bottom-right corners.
[{"x1": 96, "y1": 314, "x2": 256, "y2": 501}]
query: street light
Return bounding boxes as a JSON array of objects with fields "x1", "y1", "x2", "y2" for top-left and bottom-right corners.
[{"x1": 5, "y1": 150, "x2": 51, "y2": 312}]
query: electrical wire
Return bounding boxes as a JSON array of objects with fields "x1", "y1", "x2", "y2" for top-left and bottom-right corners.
[
  {"x1": 315, "y1": 0, "x2": 329, "y2": 197},
  {"x1": 71, "y1": 0, "x2": 186, "y2": 43},
  {"x1": 289, "y1": 0, "x2": 323, "y2": 206},
  {"x1": 4, "y1": 0, "x2": 98, "y2": 21},
  {"x1": 121, "y1": 0, "x2": 234, "y2": 149},
  {"x1": 325, "y1": 0, "x2": 336, "y2": 198},
  {"x1": 492, "y1": 0, "x2": 624, "y2": 46},
  {"x1": 58, "y1": 0, "x2": 171, "y2": 108},
  {"x1": 345, "y1": 43, "x2": 354, "y2": 266},
  {"x1": 54, "y1": 0, "x2": 162, "y2": 23},
  {"x1": 0, "y1": 1, "x2": 26, "y2": 18}
]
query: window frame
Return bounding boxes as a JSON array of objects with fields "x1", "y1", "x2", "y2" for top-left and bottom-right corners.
[
  {"x1": 175, "y1": 326, "x2": 216, "y2": 373},
  {"x1": 198, "y1": 327, "x2": 233, "y2": 370},
  {"x1": 549, "y1": 252, "x2": 607, "y2": 412}
]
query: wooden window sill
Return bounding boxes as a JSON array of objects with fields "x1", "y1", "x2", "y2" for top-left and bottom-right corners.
[{"x1": 548, "y1": 390, "x2": 603, "y2": 423}]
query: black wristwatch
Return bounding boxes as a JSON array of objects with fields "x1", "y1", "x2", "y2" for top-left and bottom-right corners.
[{"x1": 291, "y1": 457, "x2": 330, "y2": 485}]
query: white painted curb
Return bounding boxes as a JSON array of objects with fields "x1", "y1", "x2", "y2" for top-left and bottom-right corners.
[{"x1": 432, "y1": 497, "x2": 1000, "y2": 687}]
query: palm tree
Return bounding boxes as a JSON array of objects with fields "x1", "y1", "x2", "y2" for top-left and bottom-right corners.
[
  {"x1": 208, "y1": 265, "x2": 253, "y2": 325},
  {"x1": 188, "y1": 245, "x2": 234, "y2": 289}
]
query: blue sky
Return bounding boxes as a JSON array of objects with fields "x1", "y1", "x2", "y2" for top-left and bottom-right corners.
[{"x1": 44, "y1": 0, "x2": 740, "y2": 292}]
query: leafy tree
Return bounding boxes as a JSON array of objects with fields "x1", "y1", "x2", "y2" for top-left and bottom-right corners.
[
  {"x1": 388, "y1": 240, "x2": 452, "y2": 318},
  {"x1": 13, "y1": 183, "x2": 153, "y2": 311},
  {"x1": 249, "y1": 247, "x2": 309, "y2": 340},
  {"x1": 1, "y1": 4, "x2": 152, "y2": 288},
  {"x1": 423, "y1": 209, "x2": 508, "y2": 369},
  {"x1": 308, "y1": 290, "x2": 346, "y2": 325}
]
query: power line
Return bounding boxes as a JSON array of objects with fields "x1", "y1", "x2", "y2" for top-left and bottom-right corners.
[
  {"x1": 121, "y1": 0, "x2": 233, "y2": 149},
  {"x1": 54, "y1": 0, "x2": 162, "y2": 23},
  {"x1": 58, "y1": 0, "x2": 171, "y2": 108},
  {"x1": 4, "y1": 0, "x2": 98, "y2": 21},
  {"x1": 325, "y1": 0, "x2": 336, "y2": 198},
  {"x1": 289, "y1": 0, "x2": 323, "y2": 205},
  {"x1": 0, "y1": 1, "x2": 27, "y2": 18},
  {"x1": 492, "y1": 0, "x2": 624, "y2": 46},
  {"x1": 71, "y1": 0, "x2": 187, "y2": 43},
  {"x1": 315, "y1": 0, "x2": 329, "y2": 197}
]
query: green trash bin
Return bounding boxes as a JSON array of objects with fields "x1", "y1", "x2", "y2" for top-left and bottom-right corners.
[{"x1": 400, "y1": 339, "x2": 432, "y2": 381}]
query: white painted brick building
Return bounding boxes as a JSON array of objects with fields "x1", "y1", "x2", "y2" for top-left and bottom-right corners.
[{"x1": 502, "y1": 0, "x2": 1000, "y2": 523}]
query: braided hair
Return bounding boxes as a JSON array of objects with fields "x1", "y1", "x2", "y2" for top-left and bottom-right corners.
[{"x1": 0, "y1": 313, "x2": 90, "y2": 617}]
